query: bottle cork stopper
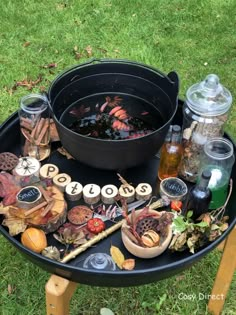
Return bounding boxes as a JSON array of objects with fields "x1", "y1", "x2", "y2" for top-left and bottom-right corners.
[
  {"x1": 40, "y1": 164, "x2": 59, "y2": 179},
  {"x1": 119, "y1": 184, "x2": 135, "y2": 203},
  {"x1": 53, "y1": 173, "x2": 71, "y2": 192},
  {"x1": 83, "y1": 184, "x2": 101, "y2": 204},
  {"x1": 101, "y1": 184, "x2": 118, "y2": 204},
  {"x1": 135, "y1": 183, "x2": 152, "y2": 200},
  {"x1": 65, "y1": 181, "x2": 83, "y2": 201}
]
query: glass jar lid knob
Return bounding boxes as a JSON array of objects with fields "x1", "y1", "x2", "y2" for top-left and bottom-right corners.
[{"x1": 186, "y1": 74, "x2": 232, "y2": 116}]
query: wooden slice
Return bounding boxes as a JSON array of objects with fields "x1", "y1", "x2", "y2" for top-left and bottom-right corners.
[
  {"x1": 16, "y1": 186, "x2": 43, "y2": 210},
  {"x1": 101, "y1": 184, "x2": 118, "y2": 204},
  {"x1": 40, "y1": 164, "x2": 59, "y2": 179},
  {"x1": 119, "y1": 184, "x2": 135, "y2": 203},
  {"x1": 26, "y1": 185, "x2": 67, "y2": 233},
  {"x1": 13, "y1": 156, "x2": 41, "y2": 186},
  {"x1": 135, "y1": 183, "x2": 152, "y2": 201},
  {"x1": 53, "y1": 173, "x2": 71, "y2": 192},
  {"x1": 65, "y1": 181, "x2": 83, "y2": 201},
  {"x1": 83, "y1": 184, "x2": 101, "y2": 204}
]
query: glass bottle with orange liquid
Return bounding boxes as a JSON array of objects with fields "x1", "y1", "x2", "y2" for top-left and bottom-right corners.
[{"x1": 158, "y1": 125, "x2": 183, "y2": 180}]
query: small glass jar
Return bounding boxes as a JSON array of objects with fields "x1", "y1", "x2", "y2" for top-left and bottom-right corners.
[
  {"x1": 19, "y1": 93, "x2": 51, "y2": 161},
  {"x1": 178, "y1": 74, "x2": 232, "y2": 182},
  {"x1": 198, "y1": 137, "x2": 235, "y2": 209}
]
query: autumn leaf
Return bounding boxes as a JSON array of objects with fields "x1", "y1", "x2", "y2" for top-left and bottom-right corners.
[
  {"x1": 2, "y1": 218, "x2": 27, "y2": 236},
  {"x1": 97, "y1": 47, "x2": 108, "y2": 54},
  {"x1": 8, "y1": 284, "x2": 16, "y2": 295},
  {"x1": 57, "y1": 147, "x2": 75, "y2": 159},
  {"x1": 85, "y1": 45, "x2": 93, "y2": 57},
  {"x1": 122, "y1": 258, "x2": 135, "y2": 270},
  {"x1": 42, "y1": 63, "x2": 57, "y2": 69},
  {"x1": 110, "y1": 245, "x2": 125, "y2": 269},
  {"x1": 40, "y1": 86, "x2": 46, "y2": 92},
  {"x1": 0, "y1": 203, "x2": 10, "y2": 215},
  {"x1": 12, "y1": 75, "x2": 43, "y2": 91},
  {"x1": 23, "y1": 41, "x2": 30, "y2": 47}
]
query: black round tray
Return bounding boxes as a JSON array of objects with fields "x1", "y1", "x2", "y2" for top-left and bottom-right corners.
[{"x1": 1, "y1": 109, "x2": 236, "y2": 287}]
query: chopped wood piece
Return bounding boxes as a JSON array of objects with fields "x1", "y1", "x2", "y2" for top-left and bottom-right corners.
[
  {"x1": 24, "y1": 201, "x2": 48, "y2": 217},
  {"x1": 38, "y1": 186, "x2": 54, "y2": 203},
  {"x1": 40, "y1": 200, "x2": 55, "y2": 217}
]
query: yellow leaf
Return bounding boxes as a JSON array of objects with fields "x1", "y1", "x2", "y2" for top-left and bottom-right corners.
[
  {"x1": 110, "y1": 245, "x2": 125, "y2": 269},
  {"x1": 2, "y1": 218, "x2": 27, "y2": 236},
  {"x1": 0, "y1": 203, "x2": 10, "y2": 215}
]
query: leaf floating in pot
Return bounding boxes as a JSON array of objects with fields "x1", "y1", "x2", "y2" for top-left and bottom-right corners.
[{"x1": 60, "y1": 94, "x2": 162, "y2": 140}]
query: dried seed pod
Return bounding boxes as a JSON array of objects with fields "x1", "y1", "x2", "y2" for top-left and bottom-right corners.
[
  {"x1": 141, "y1": 230, "x2": 160, "y2": 247},
  {"x1": 0, "y1": 152, "x2": 19, "y2": 171},
  {"x1": 42, "y1": 246, "x2": 61, "y2": 261}
]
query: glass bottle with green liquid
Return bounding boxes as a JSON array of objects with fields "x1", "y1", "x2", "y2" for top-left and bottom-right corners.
[{"x1": 198, "y1": 137, "x2": 235, "y2": 209}]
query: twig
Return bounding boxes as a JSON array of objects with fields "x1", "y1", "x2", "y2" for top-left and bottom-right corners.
[
  {"x1": 61, "y1": 219, "x2": 124, "y2": 263},
  {"x1": 24, "y1": 201, "x2": 48, "y2": 217},
  {"x1": 40, "y1": 200, "x2": 55, "y2": 217},
  {"x1": 211, "y1": 178, "x2": 233, "y2": 221},
  {"x1": 117, "y1": 173, "x2": 130, "y2": 186}
]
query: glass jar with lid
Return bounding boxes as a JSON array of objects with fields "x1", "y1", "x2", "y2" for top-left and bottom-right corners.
[
  {"x1": 178, "y1": 74, "x2": 232, "y2": 182},
  {"x1": 198, "y1": 137, "x2": 235, "y2": 209}
]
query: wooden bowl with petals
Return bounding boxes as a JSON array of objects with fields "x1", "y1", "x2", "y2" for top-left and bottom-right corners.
[{"x1": 121, "y1": 209, "x2": 173, "y2": 259}]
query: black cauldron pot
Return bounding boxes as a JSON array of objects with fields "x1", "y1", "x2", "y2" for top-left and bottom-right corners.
[{"x1": 48, "y1": 59, "x2": 179, "y2": 170}]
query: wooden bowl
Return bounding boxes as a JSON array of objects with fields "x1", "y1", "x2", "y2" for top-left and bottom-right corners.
[{"x1": 121, "y1": 209, "x2": 173, "y2": 259}]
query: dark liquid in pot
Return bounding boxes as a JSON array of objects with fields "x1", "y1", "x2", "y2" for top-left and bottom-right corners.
[{"x1": 60, "y1": 93, "x2": 164, "y2": 140}]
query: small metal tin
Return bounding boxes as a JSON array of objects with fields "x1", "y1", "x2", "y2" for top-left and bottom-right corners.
[{"x1": 159, "y1": 177, "x2": 188, "y2": 201}]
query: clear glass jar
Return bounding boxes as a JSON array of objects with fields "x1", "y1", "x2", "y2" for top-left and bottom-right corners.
[
  {"x1": 178, "y1": 74, "x2": 232, "y2": 182},
  {"x1": 198, "y1": 137, "x2": 235, "y2": 209},
  {"x1": 19, "y1": 93, "x2": 51, "y2": 161}
]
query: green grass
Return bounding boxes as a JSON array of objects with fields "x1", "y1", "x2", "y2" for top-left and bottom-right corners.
[{"x1": 0, "y1": 0, "x2": 236, "y2": 314}]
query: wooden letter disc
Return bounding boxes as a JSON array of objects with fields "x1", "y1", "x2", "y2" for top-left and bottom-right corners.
[
  {"x1": 135, "y1": 183, "x2": 152, "y2": 200},
  {"x1": 119, "y1": 184, "x2": 135, "y2": 203},
  {"x1": 53, "y1": 173, "x2": 71, "y2": 192},
  {"x1": 13, "y1": 156, "x2": 41, "y2": 186},
  {"x1": 40, "y1": 164, "x2": 59, "y2": 179},
  {"x1": 65, "y1": 181, "x2": 83, "y2": 201},
  {"x1": 83, "y1": 184, "x2": 101, "y2": 204},
  {"x1": 101, "y1": 184, "x2": 118, "y2": 204}
]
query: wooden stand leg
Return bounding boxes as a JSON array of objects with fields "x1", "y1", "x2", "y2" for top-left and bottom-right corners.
[
  {"x1": 45, "y1": 275, "x2": 78, "y2": 315},
  {"x1": 208, "y1": 227, "x2": 236, "y2": 315}
]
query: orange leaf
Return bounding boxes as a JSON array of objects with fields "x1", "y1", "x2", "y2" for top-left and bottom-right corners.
[{"x1": 122, "y1": 259, "x2": 135, "y2": 270}]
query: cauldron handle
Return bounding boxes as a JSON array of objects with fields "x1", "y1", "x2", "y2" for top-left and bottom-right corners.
[
  {"x1": 87, "y1": 58, "x2": 180, "y2": 86},
  {"x1": 167, "y1": 71, "x2": 180, "y2": 95}
]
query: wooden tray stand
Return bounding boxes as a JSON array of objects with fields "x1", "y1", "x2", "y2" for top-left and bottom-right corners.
[{"x1": 45, "y1": 227, "x2": 236, "y2": 315}]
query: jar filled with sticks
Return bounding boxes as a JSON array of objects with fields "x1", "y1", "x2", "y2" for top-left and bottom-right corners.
[
  {"x1": 19, "y1": 93, "x2": 51, "y2": 161},
  {"x1": 178, "y1": 74, "x2": 232, "y2": 183}
]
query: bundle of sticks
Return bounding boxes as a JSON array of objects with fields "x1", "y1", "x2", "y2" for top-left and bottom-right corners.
[{"x1": 21, "y1": 117, "x2": 50, "y2": 145}]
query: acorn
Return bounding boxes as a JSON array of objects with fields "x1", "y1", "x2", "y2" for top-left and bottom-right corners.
[{"x1": 141, "y1": 230, "x2": 160, "y2": 248}]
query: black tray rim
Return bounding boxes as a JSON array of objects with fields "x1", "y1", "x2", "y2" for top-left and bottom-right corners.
[{"x1": 1, "y1": 110, "x2": 236, "y2": 286}]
